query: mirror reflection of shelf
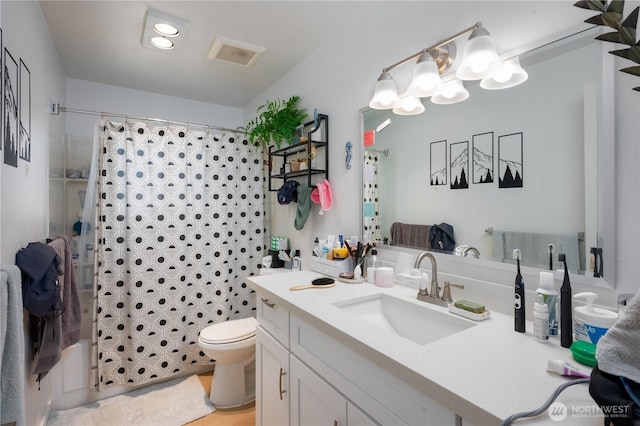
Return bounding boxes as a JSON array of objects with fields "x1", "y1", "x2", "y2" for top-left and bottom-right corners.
[{"x1": 49, "y1": 134, "x2": 96, "y2": 292}]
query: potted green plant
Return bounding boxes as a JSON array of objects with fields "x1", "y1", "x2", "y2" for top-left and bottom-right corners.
[{"x1": 246, "y1": 95, "x2": 308, "y2": 149}]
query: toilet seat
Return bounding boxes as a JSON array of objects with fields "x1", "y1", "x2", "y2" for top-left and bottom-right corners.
[{"x1": 199, "y1": 317, "x2": 257, "y2": 344}]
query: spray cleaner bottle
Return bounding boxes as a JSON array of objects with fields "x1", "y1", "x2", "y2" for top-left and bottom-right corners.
[
  {"x1": 514, "y1": 249, "x2": 526, "y2": 333},
  {"x1": 559, "y1": 253, "x2": 573, "y2": 348}
]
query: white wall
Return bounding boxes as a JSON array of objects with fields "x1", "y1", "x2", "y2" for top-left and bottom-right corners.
[
  {"x1": 243, "y1": 1, "x2": 640, "y2": 298},
  {"x1": 64, "y1": 78, "x2": 244, "y2": 139},
  {"x1": 1, "y1": 2, "x2": 67, "y2": 425}
]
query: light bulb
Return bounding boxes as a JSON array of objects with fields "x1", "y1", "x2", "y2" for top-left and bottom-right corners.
[
  {"x1": 151, "y1": 36, "x2": 174, "y2": 49},
  {"x1": 407, "y1": 53, "x2": 442, "y2": 98},
  {"x1": 493, "y1": 66, "x2": 513, "y2": 83}
]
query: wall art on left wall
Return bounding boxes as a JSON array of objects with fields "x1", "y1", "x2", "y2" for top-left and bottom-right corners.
[
  {"x1": 4, "y1": 48, "x2": 18, "y2": 167},
  {"x1": 19, "y1": 59, "x2": 30, "y2": 162},
  {"x1": 1, "y1": 28, "x2": 3, "y2": 152}
]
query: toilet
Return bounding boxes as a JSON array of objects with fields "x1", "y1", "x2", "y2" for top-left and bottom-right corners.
[{"x1": 197, "y1": 316, "x2": 257, "y2": 408}]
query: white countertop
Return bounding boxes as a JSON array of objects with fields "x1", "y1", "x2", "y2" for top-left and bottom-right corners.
[{"x1": 246, "y1": 270, "x2": 603, "y2": 426}]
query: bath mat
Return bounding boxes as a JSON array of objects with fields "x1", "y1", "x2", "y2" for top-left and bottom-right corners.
[{"x1": 47, "y1": 374, "x2": 214, "y2": 426}]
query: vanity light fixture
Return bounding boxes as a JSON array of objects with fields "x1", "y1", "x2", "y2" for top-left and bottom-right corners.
[
  {"x1": 369, "y1": 71, "x2": 400, "y2": 109},
  {"x1": 393, "y1": 93, "x2": 426, "y2": 116},
  {"x1": 455, "y1": 25, "x2": 502, "y2": 81},
  {"x1": 407, "y1": 51, "x2": 444, "y2": 98},
  {"x1": 369, "y1": 22, "x2": 527, "y2": 114},
  {"x1": 431, "y1": 79, "x2": 470, "y2": 105},
  {"x1": 480, "y1": 57, "x2": 529, "y2": 90},
  {"x1": 141, "y1": 9, "x2": 190, "y2": 54}
]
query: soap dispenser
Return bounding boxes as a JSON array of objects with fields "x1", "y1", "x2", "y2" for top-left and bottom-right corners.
[{"x1": 559, "y1": 253, "x2": 572, "y2": 348}]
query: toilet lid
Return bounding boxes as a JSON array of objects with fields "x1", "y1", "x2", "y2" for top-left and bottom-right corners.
[{"x1": 199, "y1": 317, "x2": 257, "y2": 344}]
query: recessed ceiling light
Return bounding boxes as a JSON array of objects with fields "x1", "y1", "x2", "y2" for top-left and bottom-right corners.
[
  {"x1": 141, "y1": 9, "x2": 189, "y2": 55},
  {"x1": 153, "y1": 23, "x2": 179, "y2": 37},
  {"x1": 151, "y1": 37, "x2": 174, "y2": 49}
]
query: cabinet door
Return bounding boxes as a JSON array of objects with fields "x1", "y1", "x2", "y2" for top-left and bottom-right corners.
[
  {"x1": 256, "y1": 326, "x2": 289, "y2": 426},
  {"x1": 290, "y1": 356, "x2": 346, "y2": 426},
  {"x1": 347, "y1": 401, "x2": 379, "y2": 426}
]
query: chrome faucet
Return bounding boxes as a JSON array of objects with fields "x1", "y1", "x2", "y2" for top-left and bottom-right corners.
[
  {"x1": 454, "y1": 245, "x2": 480, "y2": 258},
  {"x1": 414, "y1": 251, "x2": 463, "y2": 306},
  {"x1": 414, "y1": 252, "x2": 440, "y2": 303}
]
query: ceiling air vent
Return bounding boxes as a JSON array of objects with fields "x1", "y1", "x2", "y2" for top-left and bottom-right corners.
[{"x1": 207, "y1": 36, "x2": 266, "y2": 67}]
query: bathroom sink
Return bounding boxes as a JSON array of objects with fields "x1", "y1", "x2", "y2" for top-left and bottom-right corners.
[{"x1": 333, "y1": 293, "x2": 475, "y2": 345}]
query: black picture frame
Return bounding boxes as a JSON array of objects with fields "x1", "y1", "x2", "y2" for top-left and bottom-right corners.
[
  {"x1": 19, "y1": 59, "x2": 30, "y2": 162},
  {"x1": 430, "y1": 140, "x2": 447, "y2": 186},
  {"x1": 498, "y1": 132, "x2": 523, "y2": 188},
  {"x1": 4, "y1": 48, "x2": 18, "y2": 167},
  {"x1": 472, "y1": 132, "x2": 494, "y2": 184},
  {"x1": 1, "y1": 28, "x2": 3, "y2": 152},
  {"x1": 450, "y1": 141, "x2": 469, "y2": 189}
]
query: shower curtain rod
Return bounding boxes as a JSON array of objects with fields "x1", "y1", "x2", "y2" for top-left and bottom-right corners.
[{"x1": 57, "y1": 106, "x2": 246, "y2": 135}]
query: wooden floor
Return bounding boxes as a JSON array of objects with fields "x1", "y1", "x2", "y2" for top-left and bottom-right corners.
[{"x1": 186, "y1": 371, "x2": 256, "y2": 426}]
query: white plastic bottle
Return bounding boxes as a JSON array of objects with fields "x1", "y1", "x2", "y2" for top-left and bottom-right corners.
[
  {"x1": 536, "y1": 271, "x2": 558, "y2": 336},
  {"x1": 366, "y1": 248, "x2": 378, "y2": 284},
  {"x1": 370, "y1": 248, "x2": 378, "y2": 268},
  {"x1": 534, "y1": 294, "x2": 550, "y2": 342},
  {"x1": 292, "y1": 250, "x2": 301, "y2": 271}
]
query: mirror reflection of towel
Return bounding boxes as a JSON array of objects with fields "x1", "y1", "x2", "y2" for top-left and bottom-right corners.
[
  {"x1": 492, "y1": 230, "x2": 580, "y2": 272},
  {"x1": 390, "y1": 222, "x2": 431, "y2": 250}
]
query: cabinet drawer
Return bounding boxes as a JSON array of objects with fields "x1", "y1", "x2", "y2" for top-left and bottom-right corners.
[
  {"x1": 257, "y1": 294, "x2": 290, "y2": 348},
  {"x1": 291, "y1": 314, "x2": 455, "y2": 426}
]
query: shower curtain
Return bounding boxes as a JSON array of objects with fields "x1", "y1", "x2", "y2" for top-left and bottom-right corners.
[
  {"x1": 363, "y1": 150, "x2": 382, "y2": 243},
  {"x1": 90, "y1": 120, "x2": 265, "y2": 391}
]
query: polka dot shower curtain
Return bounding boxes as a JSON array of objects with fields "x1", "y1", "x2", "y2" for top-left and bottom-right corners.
[
  {"x1": 90, "y1": 120, "x2": 265, "y2": 391},
  {"x1": 363, "y1": 150, "x2": 382, "y2": 244}
]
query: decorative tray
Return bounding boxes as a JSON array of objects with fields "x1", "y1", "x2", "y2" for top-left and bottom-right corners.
[
  {"x1": 448, "y1": 303, "x2": 491, "y2": 321},
  {"x1": 338, "y1": 276, "x2": 365, "y2": 284}
]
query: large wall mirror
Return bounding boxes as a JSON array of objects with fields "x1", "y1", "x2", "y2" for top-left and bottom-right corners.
[{"x1": 361, "y1": 26, "x2": 615, "y2": 288}]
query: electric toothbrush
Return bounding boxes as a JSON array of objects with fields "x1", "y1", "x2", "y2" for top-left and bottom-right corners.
[
  {"x1": 559, "y1": 253, "x2": 573, "y2": 348},
  {"x1": 514, "y1": 249, "x2": 526, "y2": 333}
]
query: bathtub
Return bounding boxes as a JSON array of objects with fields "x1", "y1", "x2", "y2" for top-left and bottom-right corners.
[{"x1": 50, "y1": 293, "x2": 212, "y2": 411}]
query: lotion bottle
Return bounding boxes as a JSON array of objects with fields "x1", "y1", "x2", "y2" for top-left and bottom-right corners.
[
  {"x1": 292, "y1": 250, "x2": 301, "y2": 271},
  {"x1": 536, "y1": 271, "x2": 558, "y2": 336},
  {"x1": 534, "y1": 294, "x2": 550, "y2": 342},
  {"x1": 514, "y1": 249, "x2": 526, "y2": 333}
]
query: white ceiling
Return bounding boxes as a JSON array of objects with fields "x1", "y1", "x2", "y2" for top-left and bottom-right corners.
[{"x1": 39, "y1": 1, "x2": 381, "y2": 108}]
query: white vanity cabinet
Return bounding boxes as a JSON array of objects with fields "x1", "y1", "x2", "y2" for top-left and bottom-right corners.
[
  {"x1": 254, "y1": 290, "x2": 456, "y2": 426},
  {"x1": 290, "y1": 355, "x2": 347, "y2": 426},
  {"x1": 256, "y1": 296, "x2": 290, "y2": 426},
  {"x1": 256, "y1": 326, "x2": 289, "y2": 426},
  {"x1": 289, "y1": 355, "x2": 379, "y2": 426}
]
